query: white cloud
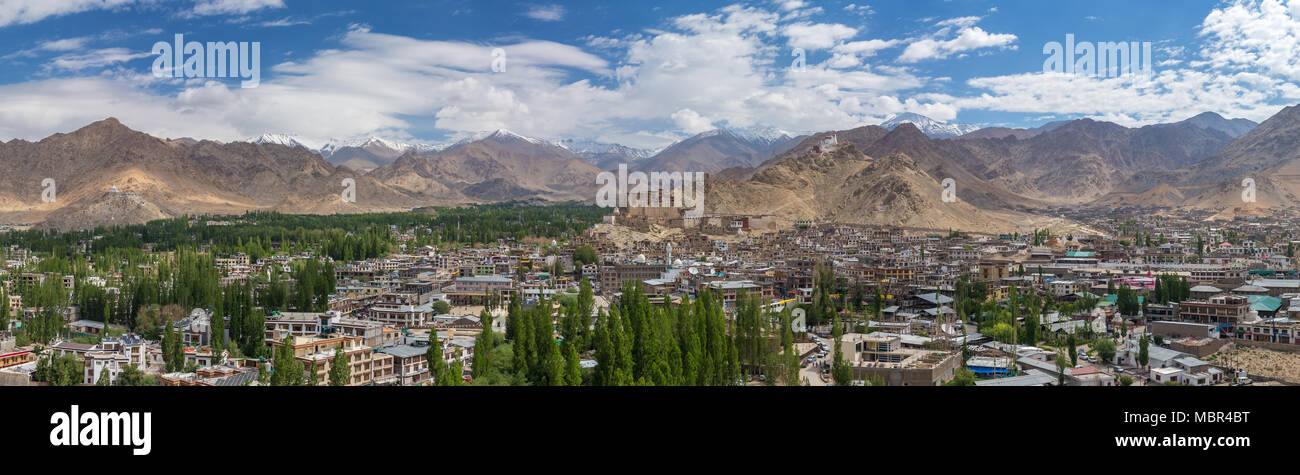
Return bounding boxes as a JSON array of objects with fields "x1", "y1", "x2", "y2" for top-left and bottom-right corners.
[
  {"x1": 36, "y1": 37, "x2": 91, "y2": 52},
  {"x1": 783, "y1": 22, "x2": 857, "y2": 50},
  {"x1": 775, "y1": 0, "x2": 806, "y2": 11},
  {"x1": 670, "y1": 108, "x2": 715, "y2": 133},
  {"x1": 834, "y1": 39, "x2": 901, "y2": 57},
  {"x1": 949, "y1": 0, "x2": 1300, "y2": 127},
  {"x1": 844, "y1": 3, "x2": 873, "y2": 15},
  {"x1": 49, "y1": 47, "x2": 150, "y2": 70},
  {"x1": 899, "y1": 25, "x2": 1017, "y2": 63},
  {"x1": 0, "y1": 3, "x2": 950, "y2": 150},
  {"x1": 936, "y1": 16, "x2": 981, "y2": 28},
  {"x1": 523, "y1": 4, "x2": 565, "y2": 22},
  {"x1": 1199, "y1": 0, "x2": 1300, "y2": 82},
  {"x1": 954, "y1": 69, "x2": 1285, "y2": 125},
  {"x1": 0, "y1": 0, "x2": 143, "y2": 28},
  {"x1": 4, "y1": 28, "x2": 163, "y2": 59},
  {"x1": 192, "y1": 0, "x2": 285, "y2": 17},
  {"x1": 257, "y1": 17, "x2": 309, "y2": 27}
]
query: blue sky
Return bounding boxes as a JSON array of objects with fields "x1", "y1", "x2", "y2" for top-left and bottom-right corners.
[{"x1": 0, "y1": 0, "x2": 1296, "y2": 149}]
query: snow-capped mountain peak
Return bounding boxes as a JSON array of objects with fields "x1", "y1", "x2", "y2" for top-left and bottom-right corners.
[
  {"x1": 486, "y1": 129, "x2": 547, "y2": 145},
  {"x1": 318, "y1": 136, "x2": 451, "y2": 157},
  {"x1": 248, "y1": 133, "x2": 311, "y2": 150},
  {"x1": 879, "y1": 113, "x2": 982, "y2": 139},
  {"x1": 726, "y1": 126, "x2": 794, "y2": 147},
  {"x1": 552, "y1": 138, "x2": 654, "y2": 159}
]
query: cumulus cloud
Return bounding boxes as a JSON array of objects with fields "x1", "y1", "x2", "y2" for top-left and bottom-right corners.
[
  {"x1": 952, "y1": 0, "x2": 1300, "y2": 126},
  {"x1": 0, "y1": 2, "x2": 959, "y2": 149},
  {"x1": 783, "y1": 22, "x2": 857, "y2": 50},
  {"x1": 898, "y1": 18, "x2": 1018, "y2": 63},
  {"x1": 671, "y1": 108, "x2": 715, "y2": 133},
  {"x1": 1198, "y1": 0, "x2": 1300, "y2": 82}
]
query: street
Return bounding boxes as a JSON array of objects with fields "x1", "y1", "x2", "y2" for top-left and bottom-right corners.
[{"x1": 799, "y1": 333, "x2": 831, "y2": 386}]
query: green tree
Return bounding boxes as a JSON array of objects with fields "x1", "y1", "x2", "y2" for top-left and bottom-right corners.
[
  {"x1": 831, "y1": 315, "x2": 852, "y2": 386},
  {"x1": 573, "y1": 245, "x2": 598, "y2": 267},
  {"x1": 272, "y1": 336, "x2": 304, "y2": 386},
  {"x1": 35, "y1": 353, "x2": 83, "y2": 386},
  {"x1": 0, "y1": 289, "x2": 9, "y2": 334},
  {"x1": 1137, "y1": 333, "x2": 1150, "y2": 370},
  {"x1": 438, "y1": 349, "x2": 463, "y2": 386},
  {"x1": 563, "y1": 341, "x2": 582, "y2": 386},
  {"x1": 472, "y1": 311, "x2": 495, "y2": 377},
  {"x1": 330, "y1": 345, "x2": 350, "y2": 386},
  {"x1": 432, "y1": 300, "x2": 451, "y2": 315},
  {"x1": 114, "y1": 364, "x2": 156, "y2": 386},
  {"x1": 425, "y1": 337, "x2": 444, "y2": 385},
  {"x1": 947, "y1": 367, "x2": 976, "y2": 386},
  {"x1": 1067, "y1": 333, "x2": 1078, "y2": 367},
  {"x1": 1055, "y1": 349, "x2": 1069, "y2": 386},
  {"x1": 1094, "y1": 338, "x2": 1116, "y2": 364}
]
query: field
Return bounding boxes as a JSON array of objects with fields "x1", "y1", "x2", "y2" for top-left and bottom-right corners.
[{"x1": 1208, "y1": 344, "x2": 1300, "y2": 384}]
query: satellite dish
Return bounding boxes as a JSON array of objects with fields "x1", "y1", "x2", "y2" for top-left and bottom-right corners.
[{"x1": 688, "y1": 267, "x2": 699, "y2": 275}]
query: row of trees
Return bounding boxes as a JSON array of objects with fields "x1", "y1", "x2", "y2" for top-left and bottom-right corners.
[{"x1": 1150, "y1": 274, "x2": 1192, "y2": 305}]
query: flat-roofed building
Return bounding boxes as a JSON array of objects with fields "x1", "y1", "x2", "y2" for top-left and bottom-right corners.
[
  {"x1": 378, "y1": 344, "x2": 432, "y2": 386},
  {"x1": 705, "y1": 280, "x2": 773, "y2": 308},
  {"x1": 265, "y1": 312, "x2": 324, "y2": 340},
  {"x1": 0, "y1": 348, "x2": 33, "y2": 369},
  {"x1": 839, "y1": 333, "x2": 960, "y2": 386},
  {"x1": 600, "y1": 264, "x2": 667, "y2": 294},
  {"x1": 83, "y1": 351, "x2": 129, "y2": 384},
  {"x1": 447, "y1": 275, "x2": 514, "y2": 305},
  {"x1": 367, "y1": 301, "x2": 434, "y2": 328},
  {"x1": 270, "y1": 335, "x2": 377, "y2": 386},
  {"x1": 1149, "y1": 321, "x2": 1219, "y2": 340},
  {"x1": 1178, "y1": 295, "x2": 1249, "y2": 335}
]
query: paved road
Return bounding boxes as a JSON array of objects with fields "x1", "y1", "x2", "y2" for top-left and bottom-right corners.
[{"x1": 799, "y1": 334, "x2": 830, "y2": 386}]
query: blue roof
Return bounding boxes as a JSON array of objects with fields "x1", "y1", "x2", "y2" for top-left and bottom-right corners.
[{"x1": 1248, "y1": 295, "x2": 1282, "y2": 312}]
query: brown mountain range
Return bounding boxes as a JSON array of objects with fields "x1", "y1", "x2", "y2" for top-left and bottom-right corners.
[{"x1": 0, "y1": 106, "x2": 1285, "y2": 232}]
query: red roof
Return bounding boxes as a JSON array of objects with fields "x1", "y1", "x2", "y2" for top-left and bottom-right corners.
[
  {"x1": 1070, "y1": 366, "x2": 1099, "y2": 376},
  {"x1": 0, "y1": 349, "x2": 31, "y2": 359}
]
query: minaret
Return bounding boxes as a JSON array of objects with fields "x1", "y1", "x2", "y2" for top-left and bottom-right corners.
[{"x1": 666, "y1": 242, "x2": 672, "y2": 264}]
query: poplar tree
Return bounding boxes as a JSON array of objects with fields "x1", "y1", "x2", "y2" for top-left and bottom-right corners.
[
  {"x1": 330, "y1": 344, "x2": 350, "y2": 386},
  {"x1": 563, "y1": 341, "x2": 582, "y2": 386},
  {"x1": 472, "y1": 310, "x2": 494, "y2": 377},
  {"x1": 425, "y1": 336, "x2": 443, "y2": 385},
  {"x1": 0, "y1": 289, "x2": 9, "y2": 334}
]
